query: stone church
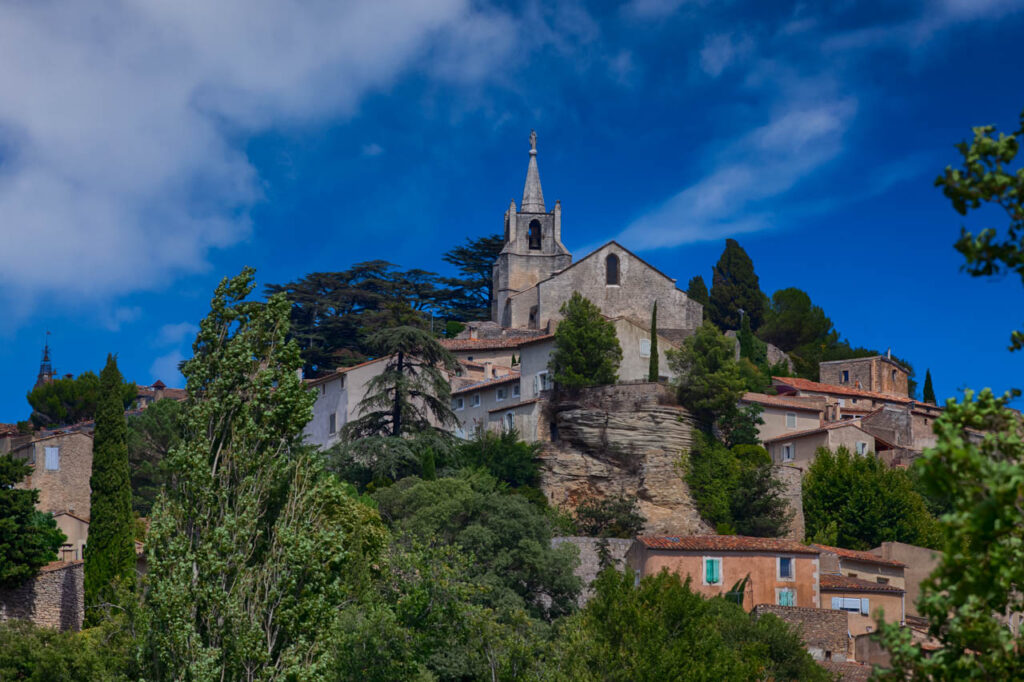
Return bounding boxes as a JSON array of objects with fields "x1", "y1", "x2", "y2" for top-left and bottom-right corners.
[{"x1": 490, "y1": 131, "x2": 702, "y2": 337}]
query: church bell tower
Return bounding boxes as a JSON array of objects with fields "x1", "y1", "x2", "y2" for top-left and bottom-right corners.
[{"x1": 491, "y1": 131, "x2": 572, "y2": 327}]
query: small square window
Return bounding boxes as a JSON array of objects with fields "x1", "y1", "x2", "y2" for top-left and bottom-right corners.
[
  {"x1": 856, "y1": 441, "x2": 868, "y2": 455},
  {"x1": 876, "y1": 577, "x2": 889, "y2": 585},
  {"x1": 779, "y1": 556, "x2": 794, "y2": 580},
  {"x1": 777, "y1": 588, "x2": 795, "y2": 607},
  {"x1": 785, "y1": 412, "x2": 796, "y2": 429},
  {"x1": 44, "y1": 446, "x2": 59, "y2": 471},
  {"x1": 496, "y1": 387, "x2": 507, "y2": 401},
  {"x1": 471, "y1": 394, "x2": 481, "y2": 407},
  {"x1": 639, "y1": 339, "x2": 651, "y2": 357},
  {"x1": 841, "y1": 370, "x2": 849, "y2": 383},
  {"x1": 512, "y1": 383, "x2": 520, "y2": 397},
  {"x1": 452, "y1": 397, "x2": 465, "y2": 411}
]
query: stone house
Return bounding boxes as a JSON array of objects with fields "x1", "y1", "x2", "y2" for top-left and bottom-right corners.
[
  {"x1": 626, "y1": 535, "x2": 822, "y2": 610},
  {"x1": 450, "y1": 373, "x2": 522, "y2": 438},
  {"x1": 11, "y1": 431, "x2": 93, "y2": 519},
  {"x1": 819, "y1": 354, "x2": 910, "y2": 398},
  {"x1": 302, "y1": 357, "x2": 389, "y2": 449},
  {"x1": 609, "y1": 316, "x2": 677, "y2": 383},
  {"x1": 762, "y1": 421, "x2": 894, "y2": 468},
  {"x1": 53, "y1": 511, "x2": 90, "y2": 562},
  {"x1": 0, "y1": 560, "x2": 84, "y2": 632},
  {"x1": 820, "y1": 574, "x2": 905, "y2": 637},
  {"x1": 753, "y1": 604, "x2": 852, "y2": 663},
  {"x1": 740, "y1": 392, "x2": 825, "y2": 442},
  {"x1": 870, "y1": 542, "x2": 939, "y2": 619}
]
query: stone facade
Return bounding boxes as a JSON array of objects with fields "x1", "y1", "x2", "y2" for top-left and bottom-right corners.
[
  {"x1": 551, "y1": 536, "x2": 632, "y2": 606},
  {"x1": 12, "y1": 431, "x2": 93, "y2": 519},
  {"x1": 539, "y1": 384, "x2": 711, "y2": 535},
  {"x1": 764, "y1": 422, "x2": 879, "y2": 469},
  {"x1": 753, "y1": 604, "x2": 850, "y2": 662},
  {"x1": 871, "y1": 542, "x2": 940, "y2": 619},
  {"x1": 774, "y1": 464, "x2": 805, "y2": 541},
  {"x1": 0, "y1": 561, "x2": 84, "y2": 632},
  {"x1": 819, "y1": 355, "x2": 909, "y2": 398}
]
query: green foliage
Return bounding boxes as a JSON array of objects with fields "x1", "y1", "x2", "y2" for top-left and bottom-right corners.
[
  {"x1": 737, "y1": 313, "x2": 767, "y2": 366},
  {"x1": 344, "y1": 325, "x2": 459, "y2": 438},
  {"x1": 571, "y1": 494, "x2": 646, "y2": 539},
  {"x1": 26, "y1": 371, "x2": 136, "y2": 429},
  {"x1": 668, "y1": 320, "x2": 746, "y2": 431},
  {"x1": 803, "y1": 446, "x2": 940, "y2": 551},
  {"x1": 0, "y1": 620, "x2": 126, "y2": 681},
  {"x1": 686, "y1": 274, "x2": 709, "y2": 309},
  {"x1": 876, "y1": 389, "x2": 1024, "y2": 679},
  {"x1": 922, "y1": 368, "x2": 937, "y2": 404},
  {"x1": 717, "y1": 404, "x2": 765, "y2": 448},
  {"x1": 330, "y1": 430, "x2": 456, "y2": 489},
  {"x1": 142, "y1": 268, "x2": 390, "y2": 678},
  {"x1": 84, "y1": 355, "x2": 136, "y2": 626},
  {"x1": 545, "y1": 567, "x2": 828, "y2": 681},
  {"x1": 125, "y1": 398, "x2": 182, "y2": 516},
  {"x1": 757, "y1": 287, "x2": 834, "y2": 354},
  {"x1": 373, "y1": 470, "x2": 581, "y2": 621},
  {"x1": 935, "y1": 110, "x2": 1024, "y2": 351},
  {"x1": 440, "y1": 233, "x2": 505, "y2": 322},
  {"x1": 456, "y1": 427, "x2": 541, "y2": 489},
  {"x1": 684, "y1": 434, "x2": 791, "y2": 538},
  {"x1": 0, "y1": 455, "x2": 65, "y2": 588},
  {"x1": 708, "y1": 239, "x2": 767, "y2": 331},
  {"x1": 648, "y1": 301, "x2": 660, "y2": 381},
  {"x1": 549, "y1": 292, "x2": 622, "y2": 389}
]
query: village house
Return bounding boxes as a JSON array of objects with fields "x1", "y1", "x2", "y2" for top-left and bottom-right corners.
[
  {"x1": 740, "y1": 392, "x2": 826, "y2": 442},
  {"x1": 302, "y1": 357, "x2": 390, "y2": 449},
  {"x1": 814, "y1": 544, "x2": 907, "y2": 637},
  {"x1": 762, "y1": 420, "x2": 894, "y2": 468},
  {"x1": 11, "y1": 431, "x2": 93, "y2": 520}
]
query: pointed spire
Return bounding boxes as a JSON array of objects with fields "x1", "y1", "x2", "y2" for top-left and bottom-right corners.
[
  {"x1": 521, "y1": 129, "x2": 546, "y2": 213},
  {"x1": 35, "y1": 331, "x2": 55, "y2": 388}
]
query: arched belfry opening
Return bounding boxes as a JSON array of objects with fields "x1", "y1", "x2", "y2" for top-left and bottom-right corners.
[
  {"x1": 528, "y1": 220, "x2": 542, "y2": 250},
  {"x1": 606, "y1": 253, "x2": 620, "y2": 285}
]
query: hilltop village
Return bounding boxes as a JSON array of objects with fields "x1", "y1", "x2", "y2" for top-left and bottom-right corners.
[{"x1": 0, "y1": 133, "x2": 998, "y2": 679}]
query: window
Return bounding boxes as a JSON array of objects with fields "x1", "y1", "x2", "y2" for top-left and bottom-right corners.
[
  {"x1": 781, "y1": 443, "x2": 794, "y2": 462},
  {"x1": 471, "y1": 394, "x2": 481, "y2": 407},
  {"x1": 856, "y1": 441, "x2": 868, "y2": 455},
  {"x1": 328, "y1": 414, "x2": 336, "y2": 435},
  {"x1": 639, "y1": 339, "x2": 651, "y2": 357},
  {"x1": 605, "y1": 254, "x2": 620, "y2": 285},
  {"x1": 512, "y1": 383, "x2": 520, "y2": 397},
  {"x1": 876, "y1": 577, "x2": 889, "y2": 585},
  {"x1": 891, "y1": 369, "x2": 897, "y2": 382},
  {"x1": 535, "y1": 371, "x2": 553, "y2": 394},
  {"x1": 455, "y1": 426, "x2": 466, "y2": 439},
  {"x1": 831, "y1": 597, "x2": 869, "y2": 615},
  {"x1": 496, "y1": 387, "x2": 507, "y2": 402},
  {"x1": 703, "y1": 557, "x2": 722, "y2": 585},
  {"x1": 504, "y1": 412, "x2": 514, "y2": 431},
  {"x1": 452, "y1": 397, "x2": 465, "y2": 411},
  {"x1": 777, "y1": 588, "x2": 796, "y2": 606},
  {"x1": 44, "y1": 446, "x2": 59, "y2": 471},
  {"x1": 841, "y1": 370, "x2": 849, "y2": 383},
  {"x1": 528, "y1": 220, "x2": 542, "y2": 250},
  {"x1": 837, "y1": 398, "x2": 846, "y2": 407},
  {"x1": 785, "y1": 412, "x2": 797, "y2": 429},
  {"x1": 778, "y1": 556, "x2": 794, "y2": 580}
]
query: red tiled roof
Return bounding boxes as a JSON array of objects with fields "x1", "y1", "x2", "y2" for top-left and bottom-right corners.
[
  {"x1": 773, "y1": 376, "x2": 913, "y2": 404},
  {"x1": 41, "y1": 560, "x2": 84, "y2": 572},
  {"x1": 812, "y1": 544, "x2": 906, "y2": 568},
  {"x1": 761, "y1": 419, "x2": 871, "y2": 444},
  {"x1": 442, "y1": 334, "x2": 552, "y2": 351},
  {"x1": 451, "y1": 373, "x2": 521, "y2": 395},
  {"x1": 488, "y1": 398, "x2": 542, "y2": 413},
  {"x1": 820, "y1": 573, "x2": 905, "y2": 594},
  {"x1": 637, "y1": 535, "x2": 819, "y2": 555},
  {"x1": 741, "y1": 392, "x2": 826, "y2": 413}
]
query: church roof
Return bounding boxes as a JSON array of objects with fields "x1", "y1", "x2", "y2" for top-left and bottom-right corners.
[
  {"x1": 536, "y1": 240, "x2": 680, "y2": 289},
  {"x1": 521, "y1": 130, "x2": 545, "y2": 213}
]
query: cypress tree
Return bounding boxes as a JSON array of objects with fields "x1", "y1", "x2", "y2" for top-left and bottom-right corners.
[
  {"x1": 686, "y1": 275, "x2": 709, "y2": 309},
  {"x1": 83, "y1": 354, "x2": 135, "y2": 625},
  {"x1": 922, "y1": 369, "x2": 936, "y2": 404},
  {"x1": 648, "y1": 302, "x2": 660, "y2": 382},
  {"x1": 550, "y1": 292, "x2": 622, "y2": 389},
  {"x1": 709, "y1": 239, "x2": 766, "y2": 331}
]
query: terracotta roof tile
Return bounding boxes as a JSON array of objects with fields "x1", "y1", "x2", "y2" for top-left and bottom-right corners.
[
  {"x1": 451, "y1": 373, "x2": 521, "y2": 396},
  {"x1": 812, "y1": 544, "x2": 906, "y2": 568},
  {"x1": 741, "y1": 392, "x2": 826, "y2": 413},
  {"x1": 773, "y1": 376, "x2": 913, "y2": 404},
  {"x1": 820, "y1": 573, "x2": 905, "y2": 594},
  {"x1": 637, "y1": 535, "x2": 819, "y2": 555},
  {"x1": 488, "y1": 397, "x2": 542, "y2": 413},
  {"x1": 761, "y1": 419, "x2": 869, "y2": 443},
  {"x1": 442, "y1": 334, "x2": 553, "y2": 351}
]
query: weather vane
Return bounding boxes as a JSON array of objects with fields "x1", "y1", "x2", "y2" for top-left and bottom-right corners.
[{"x1": 529, "y1": 130, "x2": 537, "y2": 153}]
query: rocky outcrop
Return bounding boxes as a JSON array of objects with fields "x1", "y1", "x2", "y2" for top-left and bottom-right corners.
[{"x1": 540, "y1": 384, "x2": 711, "y2": 536}]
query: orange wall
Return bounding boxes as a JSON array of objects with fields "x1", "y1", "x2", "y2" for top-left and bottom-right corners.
[
  {"x1": 823, "y1": 590, "x2": 904, "y2": 636},
  {"x1": 633, "y1": 549, "x2": 820, "y2": 610}
]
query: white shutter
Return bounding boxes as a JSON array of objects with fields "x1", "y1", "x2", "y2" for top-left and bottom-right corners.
[
  {"x1": 533, "y1": 375, "x2": 540, "y2": 395},
  {"x1": 861, "y1": 598, "x2": 870, "y2": 615},
  {"x1": 44, "y1": 447, "x2": 59, "y2": 471}
]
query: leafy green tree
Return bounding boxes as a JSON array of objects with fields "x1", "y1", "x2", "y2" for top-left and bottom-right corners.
[
  {"x1": 737, "y1": 313, "x2": 767, "y2": 366},
  {"x1": 922, "y1": 368, "x2": 937, "y2": 404},
  {"x1": 708, "y1": 239, "x2": 766, "y2": 331},
  {"x1": 686, "y1": 274, "x2": 709, "y2": 308},
  {"x1": 803, "y1": 446, "x2": 940, "y2": 551},
  {"x1": 571, "y1": 494, "x2": 646, "y2": 539},
  {"x1": 330, "y1": 430, "x2": 454, "y2": 489},
  {"x1": 126, "y1": 398, "x2": 182, "y2": 516},
  {"x1": 142, "y1": 268, "x2": 387, "y2": 678},
  {"x1": 757, "y1": 287, "x2": 834, "y2": 353},
  {"x1": 0, "y1": 455, "x2": 65, "y2": 588},
  {"x1": 0, "y1": 620, "x2": 126, "y2": 681},
  {"x1": 546, "y1": 567, "x2": 828, "y2": 681},
  {"x1": 440, "y1": 234, "x2": 504, "y2": 322},
  {"x1": 549, "y1": 292, "x2": 622, "y2": 389},
  {"x1": 668, "y1": 320, "x2": 746, "y2": 431},
  {"x1": 648, "y1": 301, "x2": 660, "y2": 382},
  {"x1": 84, "y1": 355, "x2": 136, "y2": 626},
  {"x1": 935, "y1": 109, "x2": 1024, "y2": 351},
  {"x1": 876, "y1": 389, "x2": 1024, "y2": 679},
  {"x1": 373, "y1": 470, "x2": 581, "y2": 621},
  {"x1": 456, "y1": 428, "x2": 541, "y2": 489},
  {"x1": 344, "y1": 326, "x2": 459, "y2": 438},
  {"x1": 26, "y1": 371, "x2": 136, "y2": 429}
]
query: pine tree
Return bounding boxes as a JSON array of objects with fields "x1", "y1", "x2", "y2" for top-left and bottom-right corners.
[
  {"x1": 83, "y1": 354, "x2": 135, "y2": 625},
  {"x1": 686, "y1": 275, "x2": 709, "y2": 310},
  {"x1": 0, "y1": 456, "x2": 65, "y2": 588},
  {"x1": 709, "y1": 239, "x2": 766, "y2": 331},
  {"x1": 550, "y1": 292, "x2": 622, "y2": 389},
  {"x1": 922, "y1": 369, "x2": 936, "y2": 404},
  {"x1": 648, "y1": 302, "x2": 660, "y2": 382}
]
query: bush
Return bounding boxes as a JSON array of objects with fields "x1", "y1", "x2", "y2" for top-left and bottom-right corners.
[{"x1": 571, "y1": 494, "x2": 646, "y2": 538}]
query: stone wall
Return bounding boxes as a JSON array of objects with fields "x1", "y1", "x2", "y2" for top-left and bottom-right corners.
[
  {"x1": 753, "y1": 604, "x2": 850, "y2": 662},
  {"x1": 13, "y1": 432, "x2": 93, "y2": 518},
  {"x1": 774, "y1": 464, "x2": 805, "y2": 541},
  {"x1": 540, "y1": 384, "x2": 711, "y2": 536},
  {"x1": 0, "y1": 561, "x2": 84, "y2": 632},
  {"x1": 551, "y1": 536, "x2": 632, "y2": 606}
]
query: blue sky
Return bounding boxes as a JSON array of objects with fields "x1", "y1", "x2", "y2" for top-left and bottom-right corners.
[{"x1": 1, "y1": 0, "x2": 1023, "y2": 422}]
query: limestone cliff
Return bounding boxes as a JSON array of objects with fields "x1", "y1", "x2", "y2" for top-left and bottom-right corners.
[{"x1": 539, "y1": 384, "x2": 712, "y2": 536}]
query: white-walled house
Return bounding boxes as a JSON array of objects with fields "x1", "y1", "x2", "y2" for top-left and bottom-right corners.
[{"x1": 303, "y1": 357, "x2": 389, "y2": 449}]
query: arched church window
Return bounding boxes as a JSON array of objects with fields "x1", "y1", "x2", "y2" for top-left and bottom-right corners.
[
  {"x1": 606, "y1": 254, "x2": 620, "y2": 285},
  {"x1": 528, "y1": 220, "x2": 542, "y2": 250}
]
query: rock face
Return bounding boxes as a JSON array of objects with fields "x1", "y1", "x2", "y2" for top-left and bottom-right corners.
[{"x1": 540, "y1": 384, "x2": 712, "y2": 536}]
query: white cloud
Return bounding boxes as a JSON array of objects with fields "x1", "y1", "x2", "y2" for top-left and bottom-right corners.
[
  {"x1": 101, "y1": 306, "x2": 142, "y2": 332},
  {"x1": 699, "y1": 33, "x2": 754, "y2": 78},
  {"x1": 0, "y1": 0, "x2": 514, "y2": 323},
  {"x1": 623, "y1": 0, "x2": 697, "y2": 20},
  {"x1": 149, "y1": 350, "x2": 185, "y2": 388},
  {"x1": 155, "y1": 322, "x2": 199, "y2": 347},
  {"x1": 361, "y1": 143, "x2": 385, "y2": 158}
]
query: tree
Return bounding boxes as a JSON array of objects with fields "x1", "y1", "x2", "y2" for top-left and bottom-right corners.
[
  {"x1": 757, "y1": 287, "x2": 834, "y2": 353},
  {"x1": 0, "y1": 455, "x2": 65, "y2": 588},
  {"x1": 935, "y1": 109, "x2": 1024, "y2": 351},
  {"x1": 708, "y1": 239, "x2": 766, "y2": 331},
  {"x1": 84, "y1": 355, "x2": 136, "y2": 625},
  {"x1": 571, "y1": 494, "x2": 646, "y2": 539},
  {"x1": 549, "y1": 292, "x2": 622, "y2": 389},
  {"x1": 142, "y1": 268, "x2": 386, "y2": 678},
  {"x1": 456, "y1": 428, "x2": 541, "y2": 489},
  {"x1": 126, "y1": 398, "x2": 182, "y2": 516},
  {"x1": 737, "y1": 313, "x2": 767, "y2": 367},
  {"x1": 0, "y1": 620, "x2": 126, "y2": 681},
  {"x1": 440, "y1": 234, "x2": 504, "y2": 322},
  {"x1": 803, "y1": 446, "x2": 940, "y2": 551},
  {"x1": 922, "y1": 368, "x2": 937, "y2": 404},
  {"x1": 686, "y1": 274, "x2": 709, "y2": 308},
  {"x1": 668, "y1": 320, "x2": 746, "y2": 431},
  {"x1": 26, "y1": 371, "x2": 136, "y2": 429},
  {"x1": 876, "y1": 389, "x2": 1024, "y2": 679},
  {"x1": 648, "y1": 301, "x2": 659, "y2": 382},
  {"x1": 343, "y1": 326, "x2": 459, "y2": 439}
]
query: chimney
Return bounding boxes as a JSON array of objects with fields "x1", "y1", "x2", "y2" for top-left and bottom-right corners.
[
  {"x1": 469, "y1": 327, "x2": 478, "y2": 340},
  {"x1": 484, "y1": 361, "x2": 494, "y2": 379}
]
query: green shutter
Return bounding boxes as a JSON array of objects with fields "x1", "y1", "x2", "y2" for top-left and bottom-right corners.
[{"x1": 706, "y1": 559, "x2": 720, "y2": 584}]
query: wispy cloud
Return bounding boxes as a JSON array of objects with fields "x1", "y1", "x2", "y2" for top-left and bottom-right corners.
[
  {"x1": 699, "y1": 33, "x2": 754, "y2": 78},
  {"x1": 361, "y1": 143, "x2": 385, "y2": 158},
  {"x1": 149, "y1": 350, "x2": 185, "y2": 388},
  {"x1": 155, "y1": 322, "x2": 199, "y2": 347}
]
